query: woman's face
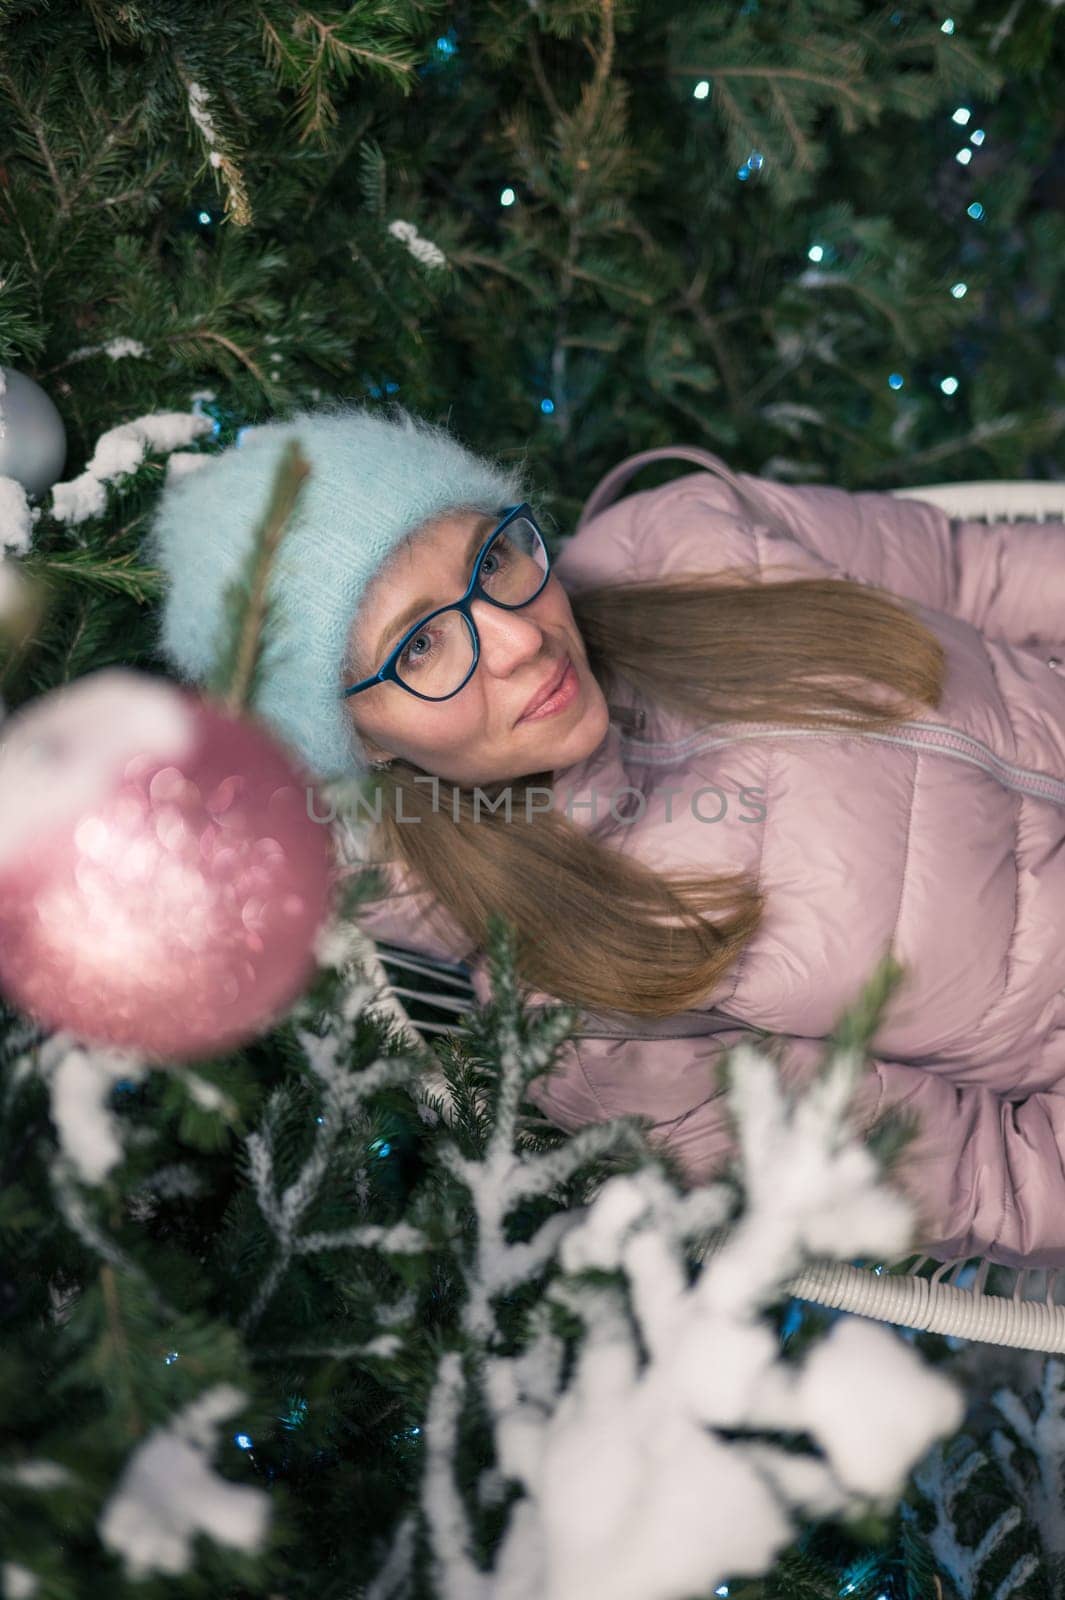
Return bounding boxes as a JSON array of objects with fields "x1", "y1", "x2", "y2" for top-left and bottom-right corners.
[{"x1": 345, "y1": 510, "x2": 610, "y2": 788}]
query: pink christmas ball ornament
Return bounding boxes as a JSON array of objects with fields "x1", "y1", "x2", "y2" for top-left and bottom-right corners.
[{"x1": 0, "y1": 669, "x2": 337, "y2": 1061}]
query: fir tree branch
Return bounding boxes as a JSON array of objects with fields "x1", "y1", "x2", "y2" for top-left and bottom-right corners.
[
  {"x1": 162, "y1": 326, "x2": 271, "y2": 386},
  {"x1": 0, "y1": 63, "x2": 70, "y2": 213},
  {"x1": 215, "y1": 436, "x2": 311, "y2": 718},
  {"x1": 23, "y1": 549, "x2": 164, "y2": 605}
]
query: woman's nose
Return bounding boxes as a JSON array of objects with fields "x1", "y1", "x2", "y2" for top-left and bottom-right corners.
[{"x1": 469, "y1": 598, "x2": 545, "y2": 666}]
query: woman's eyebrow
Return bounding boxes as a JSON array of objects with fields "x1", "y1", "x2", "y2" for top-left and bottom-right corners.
[{"x1": 375, "y1": 514, "x2": 499, "y2": 661}]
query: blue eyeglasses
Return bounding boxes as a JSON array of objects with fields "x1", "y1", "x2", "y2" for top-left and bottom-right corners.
[{"x1": 340, "y1": 503, "x2": 551, "y2": 703}]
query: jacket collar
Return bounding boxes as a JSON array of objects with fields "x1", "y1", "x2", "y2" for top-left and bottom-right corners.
[{"x1": 550, "y1": 709, "x2": 646, "y2": 837}]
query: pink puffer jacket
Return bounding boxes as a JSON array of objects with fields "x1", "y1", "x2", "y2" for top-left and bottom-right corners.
[{"x1": 351, "y1": 445, "x2": 1065, "y2": 1268}]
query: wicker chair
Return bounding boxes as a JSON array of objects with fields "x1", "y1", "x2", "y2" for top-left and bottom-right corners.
[{"x1": 349, "y1": 478, "x2": 1065, "y2": 1353}]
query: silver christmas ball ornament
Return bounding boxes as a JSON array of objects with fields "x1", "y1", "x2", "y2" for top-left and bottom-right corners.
[{"x1": 0, "y1": 366, "x2": 68, "y2": 500}]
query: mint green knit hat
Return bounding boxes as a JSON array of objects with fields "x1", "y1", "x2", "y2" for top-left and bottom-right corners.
[{"x1": 144, "y1": 399, "x2": 533, "y2": 781}]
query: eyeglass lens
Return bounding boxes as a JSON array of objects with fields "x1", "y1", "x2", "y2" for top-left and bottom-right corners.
[{"x1": 394, "y1": 518, "x2": 548, "y2": 699}]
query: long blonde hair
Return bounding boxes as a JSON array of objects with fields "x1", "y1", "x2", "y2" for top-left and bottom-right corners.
[{"x1": 358, "y1": 560, "x2": 946, "y2": 1019}]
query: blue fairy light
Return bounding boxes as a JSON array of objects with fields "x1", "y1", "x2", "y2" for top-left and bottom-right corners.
[
  {"x1": 715, "y1": 1588, "x2": 729, "y2": 1597},
  {"x1": 316, "y1": 1115, "x2": 325, "y2": 1124},
  {"x1": 234, "y1": 1433, "x2": 254, "y2": 1451},
  {"x1": 370, "y1": 1137, "x2": 392, "y2": 1158},
  {"x1": 888, "y1": 373, "x2": 905, "y2": 390},
  {"x1": 540, "y1": 398, "x2": 555, "y2": 414},
  {"x1": 970, "y1": 128, "x2": 985, "y2": 145},
  {"x1": 692, "y1": 80, "x2": 711, "y2": 101},
  {"x1": 416, "y1": 28, "x2": 458, "y2": 80},
  {"x1": 951, "y1": 282, "x2": 967, "y2": 298},
  {"x1": 500, "y1": 187, "x2": 516, "y2": 207},
  {"x1": 198, "y1": 210, "x2": 211, "y2": 225},
  {"x1": 941, "y1": 17, "x2": 955, "y2": 32},
  {"x1": 736, "y1": 164, "x2": 750, "y2": 181},
  {"x1": 940, "y1": 376, "x2": 959, "y2": 395},
  {"x1": 967, "y1": 201, "x2": 985, "y2": 220},
  {"x1": 190, "y1": 397, "x2": 222, "y2": 438},
  {"x1": 164, "y1": 1350, "x2": 180, "y2": 1365},
  {"x1": 747, "y1": 151, "x2": 764, "y2": 171}
]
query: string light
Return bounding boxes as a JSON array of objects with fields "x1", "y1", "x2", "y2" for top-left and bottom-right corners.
[
  {"x1": 941, "y1": 17, "x2": 955, "y2": 32},
  {"x1": 808, "y1": 244, "x2": 825, "y2": 262},
  {"x1": 888, "y1": 373, "x2": 905, "y2": 389},
  {"x1": 955, "y1": 148, "x2": 972, "y2": 165},
  {"x1": 500, "y1": 187, "x2": 516, "y2": 207},
  {"x1": 693, "y1": 80, "x2": 711, "y2": 100},
  {"x1": 951, "y1": 282, "x2": 967, "y2": 298},
  {"x1": 952, "y1": 106, "x2": 972, "y2": 125},
  {"x1": 967, "y1": 201, "x2": 985, "y2": 220},
  {"x1": 940, "y1": 376, "x2": 959, "y2": 394},
  {"x1": 970, "y1": 128, "x2": 985, "y2": 145}
]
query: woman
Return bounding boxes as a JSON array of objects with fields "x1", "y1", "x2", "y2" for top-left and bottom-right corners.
[{"x1": 149, "y1": 399, "x2": 1065, "y2": 1268}]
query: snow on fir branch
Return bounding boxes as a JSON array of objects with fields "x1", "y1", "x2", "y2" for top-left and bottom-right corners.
[
  {"x1": 180, "y1": 73, "x2": 252, "y2": 227},
  {"x1": 908, "y1": 1433, "x2": 1043, "y2": 1599},
  {"x1": 47, "y1": 409, "x2": 217, "y2": 525},
  {"x1": 990, "y1": 1357, "x2": 1065, "y2": 1572},
  {"x1": 66, "y1": 336, "x2": 148, "y2": 367},
  {"x1": 236, "y1": 1003, "x2": 430, "y2": 1338},
  {"x1": 0, "y1": 475, "x2": 37, "y2": 557},
  {"x1": 387, "y1": 220, "x2": 448, "y2": 270},
  {"x1": 96, "y1": 1382, "x2": 270, "y2": 1580},
  {"x1": 0, "y1": 399, "x2": 216, "y2": 550},
  {"x1": 365, "y1": 918, "x2": 966, "y2": 1600}
]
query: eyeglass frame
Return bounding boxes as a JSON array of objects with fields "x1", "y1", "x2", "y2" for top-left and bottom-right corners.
[{"x1": 339, "y1": 503, "x2": 551, "y2": 704}]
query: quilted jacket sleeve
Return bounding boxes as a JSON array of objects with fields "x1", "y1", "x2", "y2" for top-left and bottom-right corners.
[
  {"x1": 528, "y1": 1028, "x2": 1065, "y2": 1268},
  {"x1": 741, "y1": 474, "x2": 1065, "y2": 651},
  {"x1": 558, "y1": 469, "x2": 1065, "y2": 651}
]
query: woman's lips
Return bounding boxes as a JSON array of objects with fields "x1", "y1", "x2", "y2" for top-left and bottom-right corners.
[{"x1": 517, "y1": 656, "x2": 579, "y2": 724}]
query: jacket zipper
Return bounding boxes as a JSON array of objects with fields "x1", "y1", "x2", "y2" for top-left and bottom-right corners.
[{"x1": 619, "y1": 717, "x2": 1065, "y2": 809}]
